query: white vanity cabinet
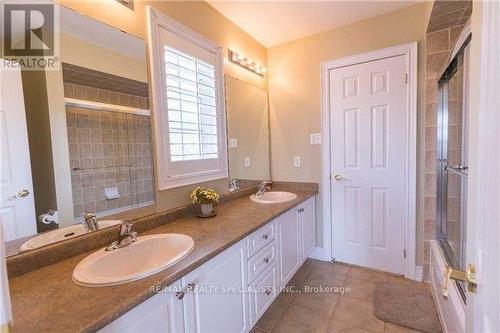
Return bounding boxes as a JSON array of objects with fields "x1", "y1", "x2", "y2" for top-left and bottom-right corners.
[
  {"x1": 277, "y1": 196, "x2": 316, "y2": 286},
  {"x1": 181, "y1": 240, "x2": 249, "y2": 333},
  {"x1": 99, "y1": 196, "x2": 316, "y2": 333},
  {"x1": 100, "y1": 280, "x2": 185, "y2": 333},
  {"x1": 277, "y1": 208, "x2": 301, "y2": 284},
  {"x1": 299, "y1": 197, "x2": 316, "y2": 261}
]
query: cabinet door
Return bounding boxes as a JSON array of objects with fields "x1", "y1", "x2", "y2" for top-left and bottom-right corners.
[
  {"x1": 248, "y1": 262, "x2": 278, "y2": 326},
  {"x1": 99, "y1": 280, "x2": 185, "y2": 333},
  {"x1": 277, "y1": 208, "x2": 301, "y2": 285},
  {"x1": 300, "y1": 197, "x2": 316, "y2": 261},
  {"x1": 183, "y1": 240, "x2": 248, "y2": 333}
]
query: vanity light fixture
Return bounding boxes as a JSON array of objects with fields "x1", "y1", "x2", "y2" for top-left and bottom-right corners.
[{"x1": 228, "y1": 49, "x2": 266, "y2": 77}]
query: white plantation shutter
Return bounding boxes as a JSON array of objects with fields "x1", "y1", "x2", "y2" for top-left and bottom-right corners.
[
  {"x1": 165, "y1": 47, "x2": 219, "y2": 162},
  {"x1": 148, "y1": 8, "x2": 228, "y2": 189}
]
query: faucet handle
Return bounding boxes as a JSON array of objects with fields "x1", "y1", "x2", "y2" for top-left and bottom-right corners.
[
  {"x1": 120, "y1": 221, "x2": 134, "y2": 235},
  {"x1": 84, "y1": 212, "x2": 96, "y2": 221}
]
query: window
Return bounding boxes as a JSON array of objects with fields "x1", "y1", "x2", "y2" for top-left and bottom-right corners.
[
  {"x1": 147, "y1": 7, "x2": 228, "y2": 190},
  {"x1": 165, "y1": 47, "x2": 218, "y2": 162}
]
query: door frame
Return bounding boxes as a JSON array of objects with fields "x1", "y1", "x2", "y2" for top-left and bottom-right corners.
[
  {"x1": 466, "y1": 1, "x2": 500, "y2": 330},
  {"x1": 320, "y1": 42, "x2": 418, "y2": 280}
]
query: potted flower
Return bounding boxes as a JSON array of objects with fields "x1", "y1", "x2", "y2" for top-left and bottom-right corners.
[{"x1": 190, "y1": 186, "x2": 220, "y2": 217}]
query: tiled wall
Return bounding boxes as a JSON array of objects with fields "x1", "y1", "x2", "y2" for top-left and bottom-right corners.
[
  {"x1": 67, "y1": 107, "x2": 154, "y2": 219},
  {"x1": 423, "y1": 0, "x2": 471, "y2": 281},
  {"x1": 62, "y1": 62, "x2": 149, "y2": 103},
  {"x1": 64, "y1": 82, "x2": 149, "y2": 110}
]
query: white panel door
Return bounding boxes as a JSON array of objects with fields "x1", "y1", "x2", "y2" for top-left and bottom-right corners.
[
  {"x1": 277, "y1": 208, "x2": 301, "y2": 285},
  {"x1": 330, "y1": 55, "x2": 407, "y2": 274},
  {"x1": 183, "y1": 240, "x2": 248, "y2": 333},
  {"x1": 0, "y1": 63, "x2": 36, "y2": 241}
]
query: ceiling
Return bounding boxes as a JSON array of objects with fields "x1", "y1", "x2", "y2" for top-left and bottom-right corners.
[{"x1": 207, "y1": 1, "x2": 420, "y2": 48}]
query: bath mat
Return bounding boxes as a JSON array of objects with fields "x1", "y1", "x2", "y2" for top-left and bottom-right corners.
[{"x1": 373, "y1": 282, "x2": 442, "y2": 333}]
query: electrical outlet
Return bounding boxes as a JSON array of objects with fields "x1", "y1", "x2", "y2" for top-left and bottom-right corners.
[
  {"x1": 294, "y1": 156, "x2": 301, "y2": 168},
  {"x1": 244, "y1": 157, "x2": 251, "y2": 167},
  {"x1": 229, "y1": 138, "x2": 238, "y2": 148},
  {"x1": 310, "y1": 133, "x2": 322, "y2": 145}
]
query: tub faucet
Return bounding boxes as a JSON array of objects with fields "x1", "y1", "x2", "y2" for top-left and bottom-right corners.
[
  {"x1": 83, "y1": 212, "x2": 99, "y2": 232},
  {"x1": 256, "y1": 181, "x2": 272, "y2": 196},
  {"x1": 105, "y1": 221, "x2": 137, "y2": 251}
]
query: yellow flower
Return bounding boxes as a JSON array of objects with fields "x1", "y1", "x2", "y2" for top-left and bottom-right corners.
[{"x1": 190, "y1": 186, "x2": 219, "y2": 204}]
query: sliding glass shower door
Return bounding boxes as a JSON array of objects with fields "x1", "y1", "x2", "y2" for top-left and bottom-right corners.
[{"x1": 436, "y1": 37, "x2": 470, "y2": 298}]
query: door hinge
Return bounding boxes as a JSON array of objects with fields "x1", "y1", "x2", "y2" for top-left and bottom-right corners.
[
  {"x1": 404, "y1": 73, "x2": 408, "y2": 84},
  {"x1": 404, "y1": 249, "x2": 407, "y2": 258}
]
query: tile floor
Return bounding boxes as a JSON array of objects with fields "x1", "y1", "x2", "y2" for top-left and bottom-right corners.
[{"x1": 251, "y1": 259, "x2": 433, "y2": 333}]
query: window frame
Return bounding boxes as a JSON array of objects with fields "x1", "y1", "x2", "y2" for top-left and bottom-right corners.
[{"x1": 146, "y1": 6, "x2": 228, "y2": 190}]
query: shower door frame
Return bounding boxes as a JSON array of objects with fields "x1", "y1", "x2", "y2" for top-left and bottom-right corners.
[{"x1": 436, "y1": 35, "x2": 471, "y2": 301}]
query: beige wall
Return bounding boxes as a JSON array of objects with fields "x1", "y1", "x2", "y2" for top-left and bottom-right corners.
[
  {"x1": 267, "y1": 3, "x2": 433, "y2": 265},
  {"x1": 60, "y1": 34, "x2": 148, "y2": 82},
  {"x1": 56, "y1": 0, "x2": 268, "y2": 212}
]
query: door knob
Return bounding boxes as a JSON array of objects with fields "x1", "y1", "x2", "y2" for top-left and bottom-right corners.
[
  {"x1": 17, "y1": 189, "x2": 30, "y2": 198},
  {"x1": 333, "y1": 174, "x2": 347, "y2": 182}
]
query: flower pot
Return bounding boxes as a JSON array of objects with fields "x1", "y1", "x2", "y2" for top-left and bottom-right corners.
[{"x1": 200, "y1": 203, "x2": 213, "y2": 216}]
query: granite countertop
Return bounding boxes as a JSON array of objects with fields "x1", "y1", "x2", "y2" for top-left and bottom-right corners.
[{"x1": 9, "y1": 189, "x2": 316, "y2": 333}]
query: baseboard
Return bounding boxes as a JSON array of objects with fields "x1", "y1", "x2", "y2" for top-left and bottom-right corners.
[
  {"x1": 415, "y1": 265, "x2": 423, "y2": 282},
  {"x1": 308, "y1": 246, "x2": 325, "y2": 260}
]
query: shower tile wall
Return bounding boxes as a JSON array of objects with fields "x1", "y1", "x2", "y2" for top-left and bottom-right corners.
[
  {"x1": 67, "y1": 108, "x2": 154, "y2": 218},
  {"x1": 423, "y1": 0, "x2": 471, "y2": 281},
  {"x1": 64, "y1": 82, "x2": 149, "y2": 109}
]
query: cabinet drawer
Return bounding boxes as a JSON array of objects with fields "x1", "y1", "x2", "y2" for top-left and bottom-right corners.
[
  {"x1": 247, "y1": 221, "x2": 275, "y2": 258},
  {"x1": 249, "y1": 263, "x2": 278, "y2": 325},
  {"x1": 247, "y1": 240, "x2": 277, "y2": 283}
]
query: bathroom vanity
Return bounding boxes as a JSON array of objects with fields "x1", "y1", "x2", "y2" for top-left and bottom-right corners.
[
  {"x1": 8, "y1": 185, "x2": 317, "y2": 332},
  {"x1": 100, "y1": 196, "x2": 314, "y2": 332}
]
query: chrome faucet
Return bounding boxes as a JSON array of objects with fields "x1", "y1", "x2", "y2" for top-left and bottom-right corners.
[
  {"x1": 255, "y1": 181, "x2": 272, "y2": 196},
  {"x1": 105, "y1": 221, "x2": 137, "y2": 251},
  {"x1": 229, "y1": 179, "x2": 240, "y2": 192},
  {"x1": 83, "y1": 212, "x2": 99, "y2": 232}
]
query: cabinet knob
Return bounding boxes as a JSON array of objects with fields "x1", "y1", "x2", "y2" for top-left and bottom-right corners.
[
  {"x1": 176, "y1": 282, "x2": 196, "y2": 300},
  {"x1": 265, "y1": 289, "x2": 271, "y2": 296},
  {"x1": 263, "y1": 257, "x2": 269, "y2": 264},
  {"x1": 176, "y1": 291, "x2": 185, "y2": 300},
  {"x1": 16, "y1": 189, "x2": 30, "y2": 198},
  {"x1": 262, "y1": 234, "x2": 268, "y2": 240}
]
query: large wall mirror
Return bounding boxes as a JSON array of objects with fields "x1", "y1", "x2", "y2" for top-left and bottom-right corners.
[
  {"x1": 5, "y1": 6, "x2": 153, "y2": 255},
  {"x1": 225, "y1": 76, "x2": 270, "y2": 190},
  {"x1": 4, "y1": 6, "x2": 271, "y2": 257}
]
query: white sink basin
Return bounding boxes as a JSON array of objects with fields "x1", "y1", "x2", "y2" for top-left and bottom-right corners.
[
  {"x1": 20, "y1": 220, "x2": 122, "y2": 251},
  {"x1": 250, "y1": 191, "x2": 297, "y2": 204},
  {"x1": 73, "y1": 234, "x2": 194, "y2": 287}
]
